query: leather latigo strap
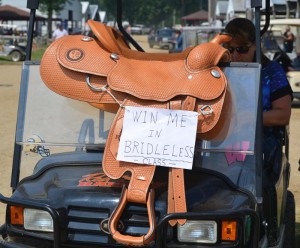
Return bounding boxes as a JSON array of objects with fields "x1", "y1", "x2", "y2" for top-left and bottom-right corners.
[
  {"x1": 103, "y1": 103, "x2": 159, "y2": 204},
  {"x1": 168, "y1": 168, "x2": 187, "y2": 226},
  {"x1": 167, "y1": 97, "x2": 196, "y2": 227}
]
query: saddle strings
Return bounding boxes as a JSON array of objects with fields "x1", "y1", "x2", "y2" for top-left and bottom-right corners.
[{"x1": 86, "y1": 74, "x2": 124, "y2": 108}]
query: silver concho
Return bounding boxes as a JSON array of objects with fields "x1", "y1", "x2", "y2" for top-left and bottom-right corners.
[
  {"x1": 110, "y1": 53, "x2": 120, "y2": 60},
  {"x1": 81, "y1": 36, "x2": 93, "y2": 42},
  {"x1": 211, "y1": 69, "x2": 221, "y2": 78}
]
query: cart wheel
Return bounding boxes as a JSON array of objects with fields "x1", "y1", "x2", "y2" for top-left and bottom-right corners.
[
  {"x1": 283, "y1": 190, "x2": 295, "y2": 247},
  {"x1": 10, "y1": 51, "x2": 22, "y2": 62}
]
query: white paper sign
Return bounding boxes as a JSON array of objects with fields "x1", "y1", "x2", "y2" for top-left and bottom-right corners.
[{"x1": 117, "y1": 106, "x2": 198, "y2": 170}]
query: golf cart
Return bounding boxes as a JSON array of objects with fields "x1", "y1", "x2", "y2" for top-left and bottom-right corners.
[
  {"x1": 0, "y1": 0, "x2": 295, "y2": 247},
  {"x1": 261, "y1": 18, "x2": 300, "y2": 103},
  {"x1": 0, "y1": 36, "x2": 26, "y2": 62},
  {"x1": 0, "y1": 25, "x2": 26, "y2": 62}
]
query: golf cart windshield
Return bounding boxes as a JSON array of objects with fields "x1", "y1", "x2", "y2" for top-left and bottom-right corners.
[{"x1": 15, "y1": 62, "x2": 260, "y2": 195}]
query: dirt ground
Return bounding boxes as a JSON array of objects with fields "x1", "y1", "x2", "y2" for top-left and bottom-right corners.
[{"x1": 0, "y1": 36, "x2": 300, "y2": 244}]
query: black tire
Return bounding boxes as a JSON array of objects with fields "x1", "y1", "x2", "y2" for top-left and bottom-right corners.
[
  {"x1": 10, "y1": 51, "x2": 22, "y2": 62},
  {"x1": 283, "y1": 190, "x2": 295, "y2": 248},
  {"x1": 168, "y1": 43, "x2": 175, "y2": 51}
]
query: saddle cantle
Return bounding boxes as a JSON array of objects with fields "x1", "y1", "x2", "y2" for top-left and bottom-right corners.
[
  {"x1": 87, "y1": 19, "x2": 193, "y2": 60},
  {"x1": 40, "y1": 23, "x2": 231, "y2": 246}
]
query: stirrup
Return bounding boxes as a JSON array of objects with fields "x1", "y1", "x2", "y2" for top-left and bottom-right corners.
[{"x1": 108, "y1": 186, "x2": 156, "y2": 246}]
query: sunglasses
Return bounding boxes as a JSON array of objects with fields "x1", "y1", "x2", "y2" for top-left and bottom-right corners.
[{"x1": 223, "y1": 44, "x2": 252, "y2": 54}]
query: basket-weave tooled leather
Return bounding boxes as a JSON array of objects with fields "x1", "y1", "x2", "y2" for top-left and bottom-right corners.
[
  {"x1": 40, "y1": 34, "x2": 229, "y2": 134},
  {"x1": 40, "y1": 23, "x2": 231, "y2": 247}
]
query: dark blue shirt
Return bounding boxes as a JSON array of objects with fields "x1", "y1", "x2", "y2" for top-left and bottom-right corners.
[
  {"x1": 262, "y1": 61, "x2": 292, "y2": 111},
  {"x1": 174, "y1": 34, "x2": 183, "y2": 52},
  {"x1": 261, "y1": 60, "x2": 293, "y2": 136}
]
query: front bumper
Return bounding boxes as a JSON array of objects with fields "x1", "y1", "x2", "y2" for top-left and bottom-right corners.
[{"x1": 0, "y1": 192, "x2": 259, "y2": 248}]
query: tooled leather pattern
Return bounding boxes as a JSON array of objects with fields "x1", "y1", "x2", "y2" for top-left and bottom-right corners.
[
  {"x1": 40, "y1": 30, "x2": 231, "y2": 246},
  {"x1": 108, "y1": 47, "x2": 226, "y2": 101},
  {"x1": 40, "y1": 36, "x2": 126, "y2": 104},
  {"x1": 43, "y1": 35, "x2": 228, "y2": 102},
  {"x1": 40, "y1": 35, "x2": 228, "y2": 134},
  {"x1": 103, "y1": 98, "x2": 168, "y2": 203}
]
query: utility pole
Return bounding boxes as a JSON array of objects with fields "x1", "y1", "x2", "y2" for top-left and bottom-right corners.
[
  {"x1": 297, "y1": 1, "x2": 300, "y2": 52},
  {"x1": 208, "y1": 0, "x2": 216, "y2": 24},
  {"x1": 245, "y1": 0, "x2": 253, "y2": 20},
  {"x1": 26, "y1": 0, "x2": 39, "y2": 60},
  {"x1": 173, "y1": 9, "x2": 176, "y2": 26}
]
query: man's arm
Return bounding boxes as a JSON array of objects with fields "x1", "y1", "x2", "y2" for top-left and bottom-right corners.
[{"x1": 263, "y1": 95, "x2": 292, "y2": 126}]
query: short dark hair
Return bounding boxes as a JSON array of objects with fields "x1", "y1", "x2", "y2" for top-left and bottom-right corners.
[{"x1": 225, "y1": 18, "x2": 256, "y2": 44}]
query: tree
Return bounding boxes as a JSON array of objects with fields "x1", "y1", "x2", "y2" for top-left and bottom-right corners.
[
  {"x1": 39, "y1": 0, "x2": 69, "y2": 38},
  {"x1": 89, "y1": 0, "x2": 207, "y2": 27},
  {"x1": 90, "y1": 0, "x2": 172, "y2": 27}
]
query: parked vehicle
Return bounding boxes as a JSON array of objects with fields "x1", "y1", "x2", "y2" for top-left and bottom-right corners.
[
  {"x1": 0, "y1": 37, "x2": 26, "y2": 62},
  {"x1": 131, "y1": 24, "x2": 151, "y2": 35},
  {"x1": 180, "y1": 26, "x2": 224, "y2": 50},
  {"x1": 287, "y1": 71, "x2": 300, "y2": 102},
  {"x1": 0, "y1": 24, "x2": 26, "y2": 62},
  {"x1": 261, "y1": 19, "x2": 300, "y2": 103},
  {"x1": 148, "y1": 28, "x2": 177, "y2": 49},
  {"x1": 0, "y1": 0, "x2": 295, "y2": 247}
]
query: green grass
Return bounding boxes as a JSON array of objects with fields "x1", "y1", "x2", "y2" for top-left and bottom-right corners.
[
  {"x1": 31, "y1": 47, "x2": 47, "y2": 61},
  {"x1": 0, "y1": 46, "x2": 47, "y2": 64},
  {"x1": 0, "y1": 57, "x2": 12, "y2": 61}
]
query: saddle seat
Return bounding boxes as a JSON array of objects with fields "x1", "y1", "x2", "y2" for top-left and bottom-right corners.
[
  {"x1": 86, "y1": 20, "x2": 231, "y2": 114},
  {"x1": 88, "y1": 20, "x2": 203, "y2": 60}
]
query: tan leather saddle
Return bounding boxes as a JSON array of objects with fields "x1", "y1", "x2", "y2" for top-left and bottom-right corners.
[{"x1": 40, "y1": 21, "x2": 231, "y2": 246}]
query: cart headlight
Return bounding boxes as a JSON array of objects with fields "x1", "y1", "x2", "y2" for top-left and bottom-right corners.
[
  {"x1": 177, "y1": 220, "x2": 217, "y2": 243},
  {"x1": 24, "y1": 208, "x2": 53, "y2": 232}
]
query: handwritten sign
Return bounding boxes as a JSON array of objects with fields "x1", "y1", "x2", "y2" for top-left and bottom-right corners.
[{"x1": 117, "y1": 106, "x2": 198, "y2": 170}]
